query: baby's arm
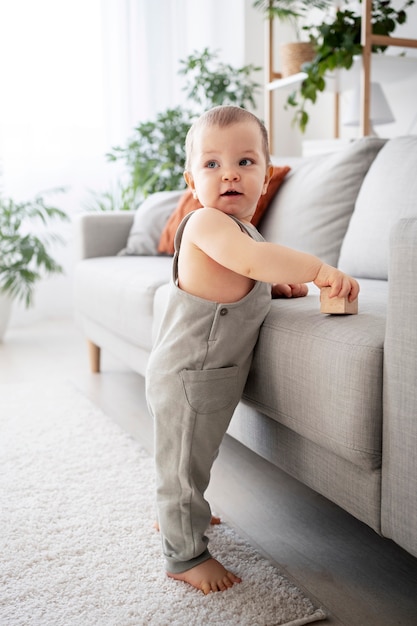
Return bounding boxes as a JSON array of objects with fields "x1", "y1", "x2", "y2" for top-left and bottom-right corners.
[{"x1": 187, "y1": 208, "x2": 359, "y2": 301}]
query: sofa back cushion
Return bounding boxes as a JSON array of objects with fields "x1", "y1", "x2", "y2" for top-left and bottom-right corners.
[
  {"x1": 338, "y1": 135, "x2": 417, "y2": 279},
  {"x1": 118, "y1": 190, "x2": 184, "y2": 256},
  {"x1": 259, "y1": 136, "x2": 386, "y2": 266}
]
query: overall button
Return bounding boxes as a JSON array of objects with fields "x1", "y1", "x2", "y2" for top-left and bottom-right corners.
[{"x1": 220, "y1": 308, "x2": 228, "y2": 316}]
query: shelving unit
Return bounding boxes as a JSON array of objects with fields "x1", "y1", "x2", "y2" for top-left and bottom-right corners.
[
  {"x1": 265, "y1": 0, "x2": 417, "y2": 152},
  {"x1": 263, "y1": 11, "x2": 340, "y2": 153},
  {"x1": 360, "y1": 0, "x2": 417, "y2": 136}
]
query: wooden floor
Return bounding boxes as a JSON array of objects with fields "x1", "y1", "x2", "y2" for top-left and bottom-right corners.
[{"x1": 2, "y1": 317, "x2": 417, "y2": 626}]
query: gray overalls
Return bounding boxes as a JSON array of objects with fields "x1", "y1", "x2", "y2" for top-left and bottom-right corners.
[{"x1": 146, "y1": 211, "x2": 272, "y2": 574}]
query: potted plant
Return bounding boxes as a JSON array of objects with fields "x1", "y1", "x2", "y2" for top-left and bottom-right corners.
[
  {"x1": 0, "y1": 190, "x2": 69, "y2": 339},
  {"x1": 285, "y1": 0, "x2": 415, "y2": 131},
  {"x1": 104, "y1": 106, "x2": 194, "y2": 207},
  {"x1": 253, "y1": 0, "x2": 332, "y2": 39},
  {"x1": 252, "y1": 0, "x2": 333, "y2": 76},
  {"x1": 89, "y1": 48, "x2": 262, "y2": 211}
]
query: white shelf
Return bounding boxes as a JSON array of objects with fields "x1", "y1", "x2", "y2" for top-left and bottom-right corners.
[
  {"x1": 267, "y1": 55, "x2": 417, "y2": 95},
  {"x1": 267, "y1": 72, "x2": 307, "y2": 92}
]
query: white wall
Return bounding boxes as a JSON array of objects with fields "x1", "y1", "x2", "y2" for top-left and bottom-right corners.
[{"x1": 0, "y1": 0, "x2": 114, "y2": 327}]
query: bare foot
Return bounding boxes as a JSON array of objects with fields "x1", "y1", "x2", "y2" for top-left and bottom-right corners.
[
  {"x1": 167, "y1": 557, "x2": 241, "y2": 594},
  {"x1": 154, "y1": 515, "x2": 221, "y2": 532}
]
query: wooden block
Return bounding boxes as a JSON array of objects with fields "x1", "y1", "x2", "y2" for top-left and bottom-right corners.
[{"x1": 320, "y1": 287, "x2": 358, "y2": 315}]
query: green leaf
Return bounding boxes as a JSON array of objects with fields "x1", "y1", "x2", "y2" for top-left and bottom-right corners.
[{"x1": 0, "y1": 190, "x2": 68, "y2": 307}]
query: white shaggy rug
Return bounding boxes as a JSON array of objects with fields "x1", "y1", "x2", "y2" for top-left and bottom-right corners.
[{"x1": 0, "y1": 382, "x2": 326, "y2": 626}]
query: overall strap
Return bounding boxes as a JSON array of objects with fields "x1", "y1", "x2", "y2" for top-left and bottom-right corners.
[
  {"x1": 172, "y1": 210, "x2": 197, "y2": 283},
  {"x1": 172, "y1": 210, "x2": 264, "y2": 282}
]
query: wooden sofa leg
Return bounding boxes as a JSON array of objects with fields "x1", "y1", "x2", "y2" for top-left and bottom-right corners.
[{"x1": 87, "y1": 340, "x2": 101, "y2": 373}]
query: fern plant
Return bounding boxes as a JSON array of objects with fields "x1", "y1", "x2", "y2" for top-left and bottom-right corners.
[
  {"x1": 177, "y1": 47, "x2": 261, "y2": 111},
  {"x1": 106, "y1": 106, "x2": 193, "y2": 202},
  {"x1": 0, "y1": 192, "x2": 69, "y2": 307}
]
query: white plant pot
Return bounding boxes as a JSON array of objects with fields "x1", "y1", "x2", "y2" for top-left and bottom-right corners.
[{"x1": 0, "y1": 292, "x2": 13, "y2": 341}]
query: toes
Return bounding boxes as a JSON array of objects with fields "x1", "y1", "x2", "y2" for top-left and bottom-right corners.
[
  {"x1": 222, "y1": 575, "x2": 233, "y2": 589},
  {"x1": 201, "y1": 581, "x2": 212, "y2": 595},
  {"x1": 201, "y1": 577, "x2": 230, "y2": 594},
  {"x1": 227, "y1": 571, "x2": 242, "y2": 584}
]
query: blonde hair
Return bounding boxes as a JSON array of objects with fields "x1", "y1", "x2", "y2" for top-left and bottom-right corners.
[{"x1": 185, "y1": 105, "x2": 271, "y2": 171}]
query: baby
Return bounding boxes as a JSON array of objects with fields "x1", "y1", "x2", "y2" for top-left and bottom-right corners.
[{"x1": 146, "y1": 105, "x2": 359, "y2": 594}]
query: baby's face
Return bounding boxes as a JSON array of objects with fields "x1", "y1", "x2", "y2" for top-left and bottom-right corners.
[{"x1": 185, "y1": 121, "x2": 272, "y2": 223}]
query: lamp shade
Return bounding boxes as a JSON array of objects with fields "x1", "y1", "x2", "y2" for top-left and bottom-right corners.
[{"x1": 343, "y1": 82, "x2": 395, "y2": 127}]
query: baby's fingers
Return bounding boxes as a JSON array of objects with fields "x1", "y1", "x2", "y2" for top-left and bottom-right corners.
[
  {"x1": 330, "y1": 276, "x2": 359, "y2": 301},
  {"x1": 347, "y1": 278, "x2": 360, "y2": 301}
]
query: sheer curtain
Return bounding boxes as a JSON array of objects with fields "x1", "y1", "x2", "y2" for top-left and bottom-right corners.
[
  {"x1": 101, "y1": 0, "x2": 245, "y2": 146},
  {"x1": 0, "y1": 0, "x2": 108, "y2": 324},
  {"x1": 0, "y1": 0, "x2": 246, "y2": 325}
]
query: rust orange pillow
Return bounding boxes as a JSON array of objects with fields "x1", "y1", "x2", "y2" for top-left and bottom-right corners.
[
  {"x1": 157, "y1": 190, "x2": 202, "y2": 255},
  {"x1": 157, "y1": 165, "x2": 291, "y2": 255},
  {"x1": 250, "y1": 165, "x2": 291, "y2": 227}
]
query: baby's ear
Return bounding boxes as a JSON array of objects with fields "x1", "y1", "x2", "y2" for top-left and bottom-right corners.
[
  {"x1": 184, "y1": 171, "x2": 198, "y2": 200},
  {"x1": 184, "y1": 170, "x2": 194, "y2": 189},
  {"x1": 262, "y1": 165, "x2": 274, "y2": 195}
]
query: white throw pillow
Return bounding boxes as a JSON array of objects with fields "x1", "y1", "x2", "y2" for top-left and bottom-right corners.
[
  {"x1": 118, "y1": 190, "x2": 184, "y2": 256},
  {"x1": 338, "y1": 136, "x2": 417, "y2": 279}
]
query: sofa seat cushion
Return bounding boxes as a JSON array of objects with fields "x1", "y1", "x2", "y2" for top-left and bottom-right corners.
[
  {"x1": 243, "y1": 280, "x2": 387, "y2": 471},
  {"x1": 74, "y1": 256, "x2": 171, "y2": 351}
]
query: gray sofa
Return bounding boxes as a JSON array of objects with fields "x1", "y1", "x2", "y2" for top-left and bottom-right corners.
[{"x1": 73, "y1": 135, "x2": 417, "y2": 559}]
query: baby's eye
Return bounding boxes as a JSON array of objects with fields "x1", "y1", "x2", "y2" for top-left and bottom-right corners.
[
  {"x1": 240, "y1": 158, "x2": 254, "y2": 166},
  {"x1": 206, "y1": 161, "x2": 219, "y2": 169}
]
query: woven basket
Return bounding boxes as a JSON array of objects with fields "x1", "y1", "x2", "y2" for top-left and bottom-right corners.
[{"x1": 279, "y1": 42, "x2": 315, "y2": 78}]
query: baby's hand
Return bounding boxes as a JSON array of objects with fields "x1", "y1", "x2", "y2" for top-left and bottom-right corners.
[
  {"x1": 314, "y1": 264, "x2": 359, "y2": 302},
  {"x1": 272, "y1": 283, "x2": 309, "y2": 299}
]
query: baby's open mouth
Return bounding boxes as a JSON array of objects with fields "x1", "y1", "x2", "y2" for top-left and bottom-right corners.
[{"x1": 222, "y1": 190, "x2": 242, "y2": 196}]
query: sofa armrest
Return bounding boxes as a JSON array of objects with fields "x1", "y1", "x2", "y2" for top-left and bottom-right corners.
[
  {"x1": 74, "y1": 212, "x2": 135, "y2": 260},
  {"x1": 382, "y1": 218, "x2": 417, "y2": 557}
]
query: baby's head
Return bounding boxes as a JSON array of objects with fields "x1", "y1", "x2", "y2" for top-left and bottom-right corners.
[{"x1": 185, "y1": 106, "x2": 271, "y2": 172}]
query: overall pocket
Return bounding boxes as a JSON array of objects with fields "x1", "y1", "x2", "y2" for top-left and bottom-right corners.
[{"x1": 180, "y1": 366, "x2": 239, "y2": 414}]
